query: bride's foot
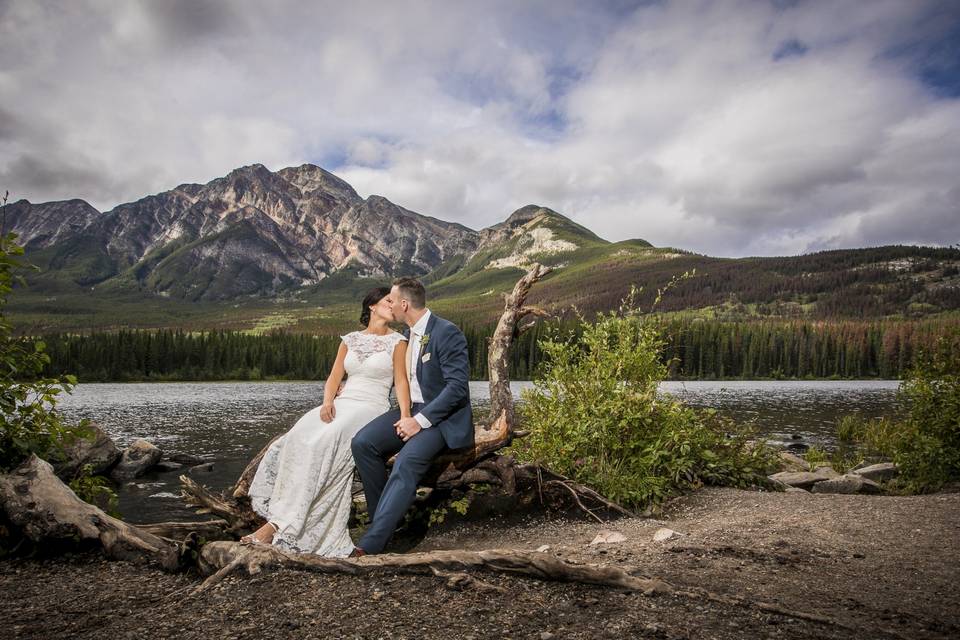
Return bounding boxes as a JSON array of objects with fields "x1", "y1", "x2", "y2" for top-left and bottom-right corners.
[{"x1": 240, "y1": 522, "x2": 278, "y2": 545}]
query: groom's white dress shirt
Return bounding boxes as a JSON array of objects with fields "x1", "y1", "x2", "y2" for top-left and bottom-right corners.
[{"x1": 409, "y1": 310, "x2": 432, "y2": 429}]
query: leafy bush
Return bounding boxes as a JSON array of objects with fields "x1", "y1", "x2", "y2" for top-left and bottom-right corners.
[
  {"x1": 838, "y1": 332, "x2": 960, "y2": 492},
  {"x1": 803, "y1": 441, "x2": 859, "y2": 474},
  {"x1": 515, "y1": 289, "x2": 774, "y2": 508},
  {"x1": 0, "y1": 229, "x2": 109, "y2": 507},
  {"x1": 69, "y1": 464, "x2": 119, "y2": 516},
  {"x1": 0, "y1": 232, "x2": 88, "y2": 470}
]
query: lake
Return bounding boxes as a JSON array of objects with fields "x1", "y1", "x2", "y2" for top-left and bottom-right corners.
[{"x1": 57, "y1": 380, "x2": 901, "y2": 522}]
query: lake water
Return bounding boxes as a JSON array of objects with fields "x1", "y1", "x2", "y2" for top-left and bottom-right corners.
[{"x1": 57, "y1": 380, "x2": 901, "y2": 523}]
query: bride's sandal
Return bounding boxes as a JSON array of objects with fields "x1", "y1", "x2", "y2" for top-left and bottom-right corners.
[{"x1": 240, "y1": 521, "x2": 278, "y2": 546}]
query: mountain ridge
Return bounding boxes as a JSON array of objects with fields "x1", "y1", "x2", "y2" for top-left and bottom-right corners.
[{"x1": 4, "y1": 164, "x2": 959, "y2": 333}]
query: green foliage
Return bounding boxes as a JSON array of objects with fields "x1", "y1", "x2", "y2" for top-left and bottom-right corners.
[
  {"x1": 449, "y1": 494, "x2": 472, "y2": 516},
  {"x1": 69, "y1": 464, "x2": 119, "y2": 516},
  {"x1": 803, "y1": 443, "x2": 859, "y2": 474},
  {"x1": 837, "y1": 332, "x2": 960, "y2": 492},
  {"x1": 0, "y1": 230, "x2": 100, "y2": 495},
  {"x1": 802, "y1": 446, "x2": 829, "y2": 469},
  {"x1": 0, "y1": 233, "x2": 80, "y2": 470},
  {"x1": 515, "y1": 287, "x2": 775, "y2": 508},
  {"x1": 893, "y1": 332, "x2": 960, "y2": 491},
  {"x1": 427, "y1": 506, "x2": 448, "y2": 526}
]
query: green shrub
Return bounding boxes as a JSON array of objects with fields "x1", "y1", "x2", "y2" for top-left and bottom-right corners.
[
  {"x1": 0, "y1": 231, "x2": 92, "y2": 471},
  {"x1": 515, "y1": 289, "x2": 774, "y2": 508},
  {"x1": 837, "y1": 332, "x2": 960, "y2": 492},
  {"x1": 894, "y1": 332, "x2": 960, "y2": 491},
  {"x1": 0, "y1": 229, "x2": 114, "y2": 514},
  {"x1": 804, "y1": 441, "x2": 859, "y2": 474},
  {"x1": 69, "y1": 464, "x2": 119, "y2": 516}
]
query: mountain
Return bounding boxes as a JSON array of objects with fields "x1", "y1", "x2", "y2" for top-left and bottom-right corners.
[
  {"x1": 4, "y1": 164, "x2": 478, "y2": 300},
  {"x1": 3, "y1": 164, "x2": 960, "y2": 333}
]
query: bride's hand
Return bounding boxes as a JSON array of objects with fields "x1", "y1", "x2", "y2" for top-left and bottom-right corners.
[{"x1": 320, "y1": 403, "x2": 336, "y2": 423}]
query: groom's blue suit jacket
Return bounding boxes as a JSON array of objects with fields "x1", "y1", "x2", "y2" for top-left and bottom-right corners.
[{"x1": 405, "y1": 313, "x2": 474, "y2": 450}]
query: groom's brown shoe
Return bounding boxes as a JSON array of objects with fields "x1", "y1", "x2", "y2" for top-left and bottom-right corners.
[{"x1": 349, "y1": 547, "x2": 366, "y2": 558}]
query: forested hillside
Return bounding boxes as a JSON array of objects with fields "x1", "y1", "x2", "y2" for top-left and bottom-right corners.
[{"x1": 38, "y1": 316, "x2": 957, "y2": 382}]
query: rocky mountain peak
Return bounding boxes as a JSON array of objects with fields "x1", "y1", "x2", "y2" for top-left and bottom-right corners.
[
  {"x1": 2, "y1": 198, "x2": 102, "y2": 248},
  {"x1": 502, "y1": 204, "x2": 558, "y2": 228},
  {"x1": 1, "y1": 163, "x2": 487, "y2": 300},
  {"x1": 276, "y1": 164, "x2": 360, "y2": 202}
]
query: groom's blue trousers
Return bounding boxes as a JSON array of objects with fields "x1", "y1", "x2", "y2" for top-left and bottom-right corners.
[{"x1": 351, "y1": 404, "x2": 447, "y2": 553}]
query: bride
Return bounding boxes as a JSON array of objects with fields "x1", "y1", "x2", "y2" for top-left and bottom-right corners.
[{"x1": 243, "y1": 287, "x2": 409, "y2": 556}]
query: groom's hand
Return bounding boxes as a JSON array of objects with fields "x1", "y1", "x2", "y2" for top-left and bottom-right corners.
[{"x1": 394, "y1": 416, "x2": 422, "y2": 442}]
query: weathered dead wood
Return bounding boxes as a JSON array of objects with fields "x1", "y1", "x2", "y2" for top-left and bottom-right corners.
[
  {"x1": 196, "y1": 541, "x2": 672, "y2": 596},
  {"x1": 136, "y1": 519, "x2": 230, "y2": 539},
  {"x1": 543, "y1": 480, "x2": 605, "y2": 523},
  {"x1": 0, "y1": 454, "x2": 181, "y2": 570},
  {"x1": 535, "y1": 466, "x2": 636, "y2": 518},
  {"x1": 488, "y1": 263, "x2": 552, "y2": 429},
  {"x1": 430, "y1": 566, "x2": 507, "y2": 593},
  {"x1": 179, "y1": 475, "x2": 262, "y2": 534}
]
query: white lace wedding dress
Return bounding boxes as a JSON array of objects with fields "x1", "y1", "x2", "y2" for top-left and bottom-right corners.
[{"x1": 248, "y1": 330, "x2": 406, "y2": 557}]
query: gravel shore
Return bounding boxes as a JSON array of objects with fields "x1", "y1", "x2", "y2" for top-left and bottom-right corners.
[{"x1": 3, "y1": 487, "x2": 958, "y2": 639}]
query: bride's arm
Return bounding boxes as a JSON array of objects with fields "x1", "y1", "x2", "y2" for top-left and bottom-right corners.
[
  {"x1": 393, "y1": 341, "x2": 412, "y2": 419},
  {"x1": 320, "y1": 343, "x2": 349, "y2": 423}
]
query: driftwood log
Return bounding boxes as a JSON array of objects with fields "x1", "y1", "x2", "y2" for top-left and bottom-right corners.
[
  {"x1": 194, "y1": 541, "x2": 673, "y2": 596},
  {"x1": 0, "y1": 454, "x2": 182, "y2": 570}
]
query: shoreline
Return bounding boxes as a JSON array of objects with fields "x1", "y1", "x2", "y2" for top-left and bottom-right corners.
[{"x1": 3, "y1": 486, "x2": 957, "y2": 639}]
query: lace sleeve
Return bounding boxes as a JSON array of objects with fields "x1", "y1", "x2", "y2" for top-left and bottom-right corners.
[{"x1": 340, "y1": 332, "x2": 358, "y2": 351}]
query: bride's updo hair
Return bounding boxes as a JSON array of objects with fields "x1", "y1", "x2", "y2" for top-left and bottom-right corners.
[{"x1": 360, "y1": 287, "x2": 391, "y2": 327}]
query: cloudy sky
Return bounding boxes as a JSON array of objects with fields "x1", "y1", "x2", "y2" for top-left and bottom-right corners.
[{"x1": 1, "y1": 0, "x2": 958, "y2": 256}]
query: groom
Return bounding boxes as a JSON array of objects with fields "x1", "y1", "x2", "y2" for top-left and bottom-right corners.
[{"x1": 350, "y1": 276, "x2": 473, "y2": 555}]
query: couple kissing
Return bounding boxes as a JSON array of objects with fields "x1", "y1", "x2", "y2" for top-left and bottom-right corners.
[{"x1": 243, "y1": 277, "x2": 473, "y2": 557}]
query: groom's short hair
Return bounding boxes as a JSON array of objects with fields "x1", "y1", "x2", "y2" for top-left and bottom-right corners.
[{"x1": 392, "y1": 277, "x2": 426, "y2": 309}]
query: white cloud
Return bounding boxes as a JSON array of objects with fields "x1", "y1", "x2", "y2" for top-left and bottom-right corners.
[{"x1": 1, "y1": 0, "x2": 957, "y2": 256}]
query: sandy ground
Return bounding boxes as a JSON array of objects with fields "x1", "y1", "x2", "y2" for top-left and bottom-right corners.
[{"x1": 2, "y1": 486, "x2": 958, "y2": 639}]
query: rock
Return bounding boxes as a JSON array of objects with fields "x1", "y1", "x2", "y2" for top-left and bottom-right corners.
[
  {"x1": 777, "y1": 451, "x2": 810, "y2": 472},
  {"x1": 812, "y1": 465, "x2": 841, "y2": 478},
  {"x1": 169, "y1": 453, "x2": 206, "y2": 466},
  {"x1": 768, "y1": 469, "x2": 839, "y2": 489},
  {"x1": 653, "y1": 528, "x2": 678, "y2": 542},
  {"x1": 54, "y1": 422, "x2": 121, "y2": 479},
  {"x1": 785, "y1": 487, "x2": 808, "y2": 493},
  {"x1": 540, "y1": 633, "x2": 556, "y2": 640},
  {"x1": 589, "y1": 529, "x2": 627, "y2": 545},
  {"x1": 851, "y1": 462, "x2": 898, "y2": 483},
  {"x1": 811, "y1": 474, "x2": 883, "y2": 495},
  {"x1": 536, "y1": 544, "x2": 551, "y2": 553},
  {"x1": 153, "y1": 461, "x2": 184, "y2": 473},
  {"x1": 188, "y1": 462, "x2": 215, "y2": 474},
  {"x1": 110, "y1": 439, "x2": 162, "y2": 480},
  {"x1": 768, "y1": 478, "x2": 791, "y2": 491}
]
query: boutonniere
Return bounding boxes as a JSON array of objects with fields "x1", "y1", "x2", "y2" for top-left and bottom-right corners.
[{"x1": 420, "y1": 333, "x2": 430, "y2": 348}]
